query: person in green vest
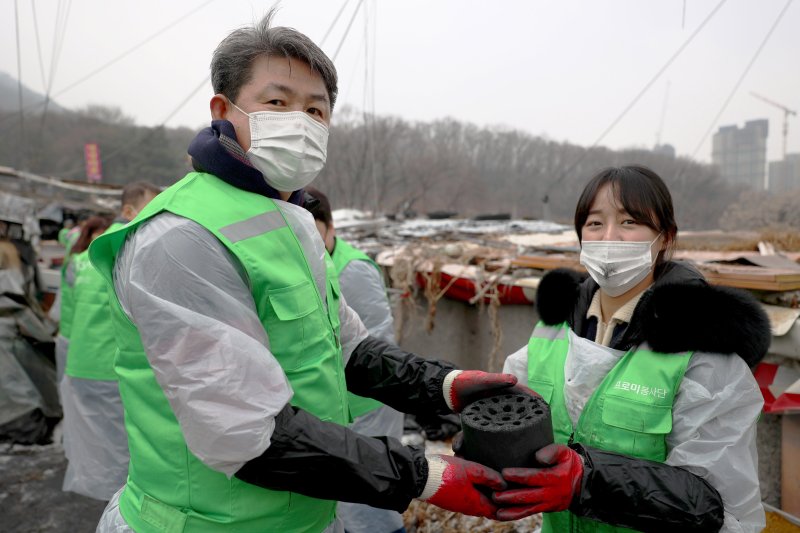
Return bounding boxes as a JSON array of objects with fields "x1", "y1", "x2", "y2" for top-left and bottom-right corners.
[
  {"x1": 57, "y1": 218, "x2": 78, "y2": 250},
  {"x1": 495, "y1": 166, "x2": 769, "y2": 532},
  {"x1": 54, "y1": 215, "x2": 107, "y2": 382},
  {"x1": 90, "y1": 10, "x2": 523, "y2": 533},
  {"x1": 304, "y1": 186, "x2": 407, "y2": 533},
  {"x1": 60, "y1": 182, "x2": 160, "y2": 501},
  {"x1": 53, "y1": 214, "x2": 87, "y2": 380}
]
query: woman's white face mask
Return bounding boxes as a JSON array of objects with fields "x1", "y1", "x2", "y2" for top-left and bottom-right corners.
[
  {"x1": 232, "y1": 103, "x2": 329, "y2": 192},
  {"x1": 579, "y1": 234, "x2": 661, "y2": 297}
]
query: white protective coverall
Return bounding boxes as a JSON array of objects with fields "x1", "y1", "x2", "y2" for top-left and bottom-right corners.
[{"x1": 96, "y1": 201, "x2": 369, "y2": 533}]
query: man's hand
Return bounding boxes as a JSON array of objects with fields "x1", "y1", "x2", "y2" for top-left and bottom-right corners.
[
  {"x1": 492, "y1": 444, "x2": 584, "y2": 521},
  {"x1": 443, "y1": 370, "x2": 518, "y2": 413},
  {"x1": 419, "y1": 454, "x2": 507, "y2": 519}
]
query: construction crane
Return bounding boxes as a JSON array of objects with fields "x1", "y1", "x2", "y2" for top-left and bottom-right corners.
[{"x1": 751, "y1": 92, "x2": 798, "y2": 159}]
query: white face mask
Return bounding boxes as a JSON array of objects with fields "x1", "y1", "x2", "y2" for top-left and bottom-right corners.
[
  {"x1": 579, "y1": 234, "x2": 661, "y2": 297},
  {"x1": 232, "y1": 103, "x2": 329, "y2": 192}
]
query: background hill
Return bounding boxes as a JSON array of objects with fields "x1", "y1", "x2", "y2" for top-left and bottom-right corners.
[
  {"x1": 1, "y1": 74, "x2": 787, "y2": 230},
  {"x1": 0, "y1": 71, "x2": 66, "y2": 114}
]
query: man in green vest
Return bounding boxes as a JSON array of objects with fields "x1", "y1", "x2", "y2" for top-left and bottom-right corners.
[
  {"x1": 60, "y1": 182, "x2": 160, "y2": 501},
  {"x1": 304, "y1": 186, "x2": 406, "y2": 533},
  {"x1": 90, "y1": 10, "x2": 521, "y2": 533}
]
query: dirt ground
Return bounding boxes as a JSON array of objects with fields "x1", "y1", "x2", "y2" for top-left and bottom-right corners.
[{"x1": 0, "y1": 426, "x2": 106, "y2": 533}]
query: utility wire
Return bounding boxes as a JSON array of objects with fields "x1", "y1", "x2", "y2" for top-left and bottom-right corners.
[
  {"x1": 53, "y1": 0, "x2": 216, "y2": 103},
  {"x1": 333, "y1": 0, "x2": 364, "y2": 61},
  {"x1": 688, "y1": 0, "x2": 794, "y2": 160},
  {"x1": 14, "y1": 0, "x2": 26, "y2": 170},
  {"x1": 1, "y1": 0, "x2": 217, "y2": 129},
  {"x1": 541, "y1": 0, "x2": 728, "y2": 200},
  {"x1": 320, "y1": 0, "x2": 351, "y2": 47},
  {"x1": 31, "y1": 0, "x2": 48, "y2": 93},
  {"x1": 42, "y1": 0, "x2": 64, "y2": 122},
  {"x1": 43, "y1": 0, "x2": 72, "y2": 123}
]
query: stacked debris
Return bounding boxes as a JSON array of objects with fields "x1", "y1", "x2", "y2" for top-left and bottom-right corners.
[{"x1": 0, "y1": 191, "x2": 60, "y2": 445}]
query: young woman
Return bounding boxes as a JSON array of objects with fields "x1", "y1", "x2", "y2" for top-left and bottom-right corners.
[{"x1": 499, "y1": 166, "x2": 769, "y2": 532}]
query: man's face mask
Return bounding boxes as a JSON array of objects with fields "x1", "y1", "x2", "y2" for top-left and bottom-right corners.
[
  {"x1": 579, "y1": 234, "x2": 661, "y2": 297},
  {"x1": 232, "y1": 103, "x2": 329, "y2": 192}
]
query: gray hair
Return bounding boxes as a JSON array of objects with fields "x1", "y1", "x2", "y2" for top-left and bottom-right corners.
[{"x1": 211, "y1": 8, "x2": 338, "y2": 109}]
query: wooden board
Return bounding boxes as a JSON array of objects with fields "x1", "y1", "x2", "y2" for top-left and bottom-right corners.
[
  {"x1": 511, "y1": 254, "x2": 585, "y2": 272},
  {"x1": 698, "y1": 264, "x2": 800, "y2": 291}
]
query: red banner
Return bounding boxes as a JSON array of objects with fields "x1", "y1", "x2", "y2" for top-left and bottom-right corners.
[{"x1": 84, "y1": 143, "x2": 103, "y2": 183}]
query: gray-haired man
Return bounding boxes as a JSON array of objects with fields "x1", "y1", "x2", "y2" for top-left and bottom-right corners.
[{"x1": 91, "y1": 10, "x2": 518, "y2": 533}]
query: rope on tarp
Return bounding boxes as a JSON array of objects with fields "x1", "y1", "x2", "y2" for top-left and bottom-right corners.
[{"x1": 387, "y1": 242, "x2": 512, "y2": 372}]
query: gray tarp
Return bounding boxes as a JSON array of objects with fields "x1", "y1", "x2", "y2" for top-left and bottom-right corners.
[{"x1": 0, "y1": 269, "x2": 60, "y2": 444}]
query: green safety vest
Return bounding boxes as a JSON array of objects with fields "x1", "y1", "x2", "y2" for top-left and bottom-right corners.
[
  {"x1": 89, "y1": 172, "x2": 349, "y2": 533},
  {"x1": 59, "y1": 256, "x2": 76, "y2": 340},
  {"x1": 526, "y1": 322, "x2": 692, "y2": 533},
  {"x1": 331, "y1": 237, "x2": 385, "y2": 419},
  {"x1": 65, "y1": 222, "x2": 126, "y2": 380}
]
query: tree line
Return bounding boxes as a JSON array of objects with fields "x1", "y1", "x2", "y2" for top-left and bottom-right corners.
[{"x1": 2, "y1": 104, "x2": 791, "y2": 230}]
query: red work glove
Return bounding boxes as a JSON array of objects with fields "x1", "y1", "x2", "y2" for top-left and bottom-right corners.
[
  {"x1": 443, "y1": 370, "x2": 518, "y2": 413},
  {"x1": 419, "y1": 454, "x2": 507, "y2": 519},
  {"x1": 492, "y1": 443, "x2": 584, "y2": 521}
]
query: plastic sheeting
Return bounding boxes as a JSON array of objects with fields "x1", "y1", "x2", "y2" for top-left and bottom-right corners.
[
  {"x1": 0, "y1": 269, "x2": 60, "y2": 444},
  {"x1": 59, "y1": 376, "x2": 128, "y2": 501}
]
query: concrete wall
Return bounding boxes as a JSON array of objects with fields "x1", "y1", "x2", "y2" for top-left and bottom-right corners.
[{"x1": 393, "y1": 293, "x2": 537, "y2": 373}]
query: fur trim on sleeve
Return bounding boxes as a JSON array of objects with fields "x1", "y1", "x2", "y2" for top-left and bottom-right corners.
[
  {"x1": 638, "y1": 283, "x2": 771, "y2": 367},
  {"x1": 536, "y1": 268, "x2": 585, "y2": 326}
]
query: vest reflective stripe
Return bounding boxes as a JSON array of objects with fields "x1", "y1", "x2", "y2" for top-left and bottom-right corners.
[
  {"x1": 331, "y1": 237, "x2": 384, "y2": 418},
  {"x1": 65, "y1": 222, "x2": 126, "y2": 380},
  {"x1": 89, "y1": 172, "x2": 347, "y2": 533},
  {"x1": 526, "y1": 321, "x2": 691, "y2": 533},
  {"x1": 219, "y1": 210, "x2": 287, "y2": 242}
]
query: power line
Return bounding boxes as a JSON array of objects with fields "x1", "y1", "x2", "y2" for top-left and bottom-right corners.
[
  {"x1": 1, "y1": 0, "x2": 218, "y2": 129},
  {"x1": 333, "y1": 0, "x2": 364, "y2": 61},
  {"x1": 14, "y1": 0, "x2": 25, "y2": 170},
  {"x1": 689, "y1": 0, "x2": 794, "y2": 160},
  {"x1": 43, "y1": 0, "x2": 72, "y2": 123},
  {"x1": 320, "y1": 0, "x2": 351, "y2": 47},
  {"x1": 52, "y1": 0, "x2": 216, "y2": 102},
  {"x1": 541, "y1": 0, "x2": 729, "y2": 201},
  {"x1": 31, "y1": 0, "x2": 48, "y2": 92}
]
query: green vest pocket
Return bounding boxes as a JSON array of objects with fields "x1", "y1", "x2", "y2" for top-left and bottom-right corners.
[
  {"x1": 141, "y1": 494, "x2": 187, "y2": 533},
  {"x1": 268, "y1": 281, "x2": 318, "y2": 320},
  {"x1": 600, "y1": 396, "x2": 671, "y2": 458}
]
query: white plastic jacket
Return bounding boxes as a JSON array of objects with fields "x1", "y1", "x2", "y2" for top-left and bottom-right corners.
[
  {"x1": 504, "y1": 328, "x2": 765, "y2": 533},
  {"x1": 96, "y1": 200, "x2": 367, "y2": 533}
]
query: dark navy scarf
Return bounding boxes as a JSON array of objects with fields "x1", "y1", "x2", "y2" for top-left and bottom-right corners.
[{"x1": 187, "y1": 120, "x2": 304, "y2": 206}]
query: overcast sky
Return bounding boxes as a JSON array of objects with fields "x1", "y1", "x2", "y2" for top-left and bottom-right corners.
[{"x1": 2, "y1": 0, "x2": 798, "y2": 163}]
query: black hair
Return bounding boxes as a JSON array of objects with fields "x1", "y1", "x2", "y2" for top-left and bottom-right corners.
[
  {"x1": 574, "y1": 166, "x2": 678, "y2": 265},
  {"x1": 303, "y1": 186, "x2": 333, "y2": 227},
  {"x1": 212, "y1": 8, "x2": 338, "y2": 109},
  {"x1": 121, "y1": 181, "x2": 161, "y2": 211}
]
